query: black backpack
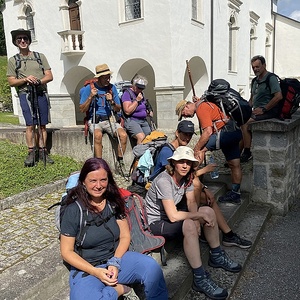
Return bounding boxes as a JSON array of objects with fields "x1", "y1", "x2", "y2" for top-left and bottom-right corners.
[
  {"x1": 251, "y1": 73, "x2": 300, "y2": 120},
  {"x1": 203, "y1": 78, "x2": 252, "y2": 127}
]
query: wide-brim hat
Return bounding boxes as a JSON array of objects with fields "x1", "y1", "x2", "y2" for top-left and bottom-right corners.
[
  {"x1": 11, "y1": 28, "x2": 32, "y2": 46},
  {"x1": 94, "y1": 64, "x2": 113, "y2": 78},
  {"x1": 175, "y1": 100, "x2": 188, "y2": 121},
  {"x1": 167, "y1": 146, "x2": 199, "y2": 169}
]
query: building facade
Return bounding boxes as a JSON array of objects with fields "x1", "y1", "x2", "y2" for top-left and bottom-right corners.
[{"x1": 2, "y1": 0, "x2": 300, "y2": 130}]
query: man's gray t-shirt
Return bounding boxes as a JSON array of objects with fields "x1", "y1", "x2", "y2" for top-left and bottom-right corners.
[{"x1": 145, "y1": 171, "x2": 194, "y2": 225}]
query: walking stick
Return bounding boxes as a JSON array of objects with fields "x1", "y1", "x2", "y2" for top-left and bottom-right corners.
[
  {"x1": 186, "y1": 60, "x2": 196, "y2": 98},
  {"x1": 92, "y1": 96, "x2": 97, "y2": 158},
  {"x1": 32, "y1": 84, "x2": 46, "y2": 168}
]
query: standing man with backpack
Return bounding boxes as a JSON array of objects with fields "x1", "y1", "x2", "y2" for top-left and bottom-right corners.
[
  {"x1": 79, "y1": 64, "x2": 128, "y2": 174},
  {"x1": 175, "y1": 92, "x2": 243, "y2": 205},
  {"x1": 240, "y1": 55, "x2": 282, "y2": 162},
  {"x1": 7, "y1": 28, "x2": 54, "y2": 167}
]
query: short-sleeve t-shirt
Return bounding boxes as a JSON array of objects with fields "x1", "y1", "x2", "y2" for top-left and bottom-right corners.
[
  {"x1": 60, "y1": 201, "x2": 120, "y2": 263},
  {"x1": 7, "y1": 52, "x2": 51, "y2": 92},
  {"x1": 79, "y1": 83, "x2": 120, "y2": 119},
  {"x1": 145, "y1": 171, "x2": 194, "y2": 225},
  {"x1": 121, "y1": 89, "x2": 147, "y2": 119},
  {"x1": 251, "y1": 72, "x2": 281, "y2": 108},
  {"x1": 196, "y1": 102, "x2": 226, "y2": 132}
]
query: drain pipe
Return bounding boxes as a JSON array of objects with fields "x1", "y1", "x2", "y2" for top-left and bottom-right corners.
[{"x1": 272, "y1": 6, "x2": 276, "y2": 72}]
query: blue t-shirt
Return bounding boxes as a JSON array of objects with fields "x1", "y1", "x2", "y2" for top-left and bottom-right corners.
[
  {"x1": 79, "y1": 83, "x2": 120, "y2": 120},
  {"x1": 149, "y1": 144, "x2": 175, "y2": 181}
]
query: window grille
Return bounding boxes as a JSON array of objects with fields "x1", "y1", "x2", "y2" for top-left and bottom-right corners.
[{"x1": 125, "y1": 0, "x2": 141, "y2": 21}]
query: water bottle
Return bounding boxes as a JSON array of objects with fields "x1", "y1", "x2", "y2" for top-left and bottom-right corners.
[{"x1": 209, "y1": 155, "x2": 219, "y2": 179}]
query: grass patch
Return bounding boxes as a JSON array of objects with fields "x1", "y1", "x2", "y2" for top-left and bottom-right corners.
[
  {"x1": 0, "y1": 139, "x2": 83, "y2": 199},
  {"x1": 0, "y1": 112, "x2": 19, "y2": 125}
]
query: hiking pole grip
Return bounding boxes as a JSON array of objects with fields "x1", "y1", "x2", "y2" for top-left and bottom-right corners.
[{"x1": 186, "y1": 60, "x2": 196, "y2": 97}]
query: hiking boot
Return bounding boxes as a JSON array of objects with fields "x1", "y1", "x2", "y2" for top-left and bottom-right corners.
[
  {"x1": 192, "y1": 271, "x2": 228, "y2": 300},
  {"x1": 218, "y1": 191, "x2": 241, "y2": 205},
  {"x1": 209, "y1": 250, "x2": 242, "y2": 273},
  {"x1": 222, "y1": 233, "x2": 252, "y2": 249},
  {"x1": 39, "y1": 149, "x2": 54, "y2": 164},
  {"x1": 123, "y1": 288, "x2": 140, "y2": 300},
  {"x1": 240, "y1": 151, "x2": 253, "y2": 163},
  {"x1": 24, "y1": 150, "x2": 36, "y2": 167}
]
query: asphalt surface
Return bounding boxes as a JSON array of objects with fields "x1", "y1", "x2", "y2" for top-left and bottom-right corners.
[{"x1": 230, "y1": 200, "x2": 300, "y2": 300}]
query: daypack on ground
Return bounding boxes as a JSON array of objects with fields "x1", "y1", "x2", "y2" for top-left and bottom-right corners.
[
  {"x1": 251, "y1": 73, "x2": 300, "y2": 120},
  {"x1": 203, "y1": 78, "x2": 252, "y2": 127},
  {"x1": 130, "y1": 130, "x2": 169, "y2": 187},
  {"x1": 48, "y1": 172, "x2": 166, "y2": 265}
]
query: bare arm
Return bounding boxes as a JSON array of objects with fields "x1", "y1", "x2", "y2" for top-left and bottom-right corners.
[{"x1": 7, "y1": 69, "x2": 53, "y2": 87}]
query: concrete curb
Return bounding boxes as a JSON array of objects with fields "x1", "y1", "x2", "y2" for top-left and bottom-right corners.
[{"x1": 0, "y1": 179, "x2": 66, "y2": 211}]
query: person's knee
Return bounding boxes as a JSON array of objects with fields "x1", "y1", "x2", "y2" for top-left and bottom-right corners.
[
  {"x1": 117, "y1": 128, "x2": 127, "y2": 141},
  {"x1": 182, "y1": 219, "x2": 198, "y2": 236},
  {"x1": 136, "y1": 132, "x2": 145, "y2": 142},
  {"x1": 199, "y1": 206, "x2": 216, "y2": 220},
  {"x1": 94, "y1": 130, "x2": 103, "y2": 143}
]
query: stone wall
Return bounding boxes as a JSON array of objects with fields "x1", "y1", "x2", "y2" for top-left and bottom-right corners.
[{"x1": 250, "y1": 111, "x2": 300, "y2": 215}]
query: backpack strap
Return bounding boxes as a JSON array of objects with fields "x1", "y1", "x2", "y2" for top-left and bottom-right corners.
[
  {"x1": 33, "y1": 51, "x2": 45, "y2": 75},
  {"x1": 13, "y1": 54, "x2": 21, "y2": 79}
]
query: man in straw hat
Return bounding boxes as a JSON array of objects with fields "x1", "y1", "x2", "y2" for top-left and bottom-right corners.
[
  {"x1": 175, "y1": 96, "x2": 243, "y2": 205},
  {"x1": 7, "y1": 28, "x2": 54, "y2": 167},
  {"x1": 145, "y1": 146, "x2": 241, "y2": 300},
  {"x1": 80, "y1": 64, "x2": 127, "y2": 174}
]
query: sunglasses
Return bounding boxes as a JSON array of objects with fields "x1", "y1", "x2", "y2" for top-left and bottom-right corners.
[{"x1": 16, "y1": 36, "x2": 29, "y2": 43}]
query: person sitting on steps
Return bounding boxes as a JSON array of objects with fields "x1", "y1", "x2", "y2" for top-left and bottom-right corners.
[
  {"x1": 151, "y1": 120, "x2": 252, "y2": 249},
  {"x1": 145, "y1": 146, "x2": 242, "y2": 300}
]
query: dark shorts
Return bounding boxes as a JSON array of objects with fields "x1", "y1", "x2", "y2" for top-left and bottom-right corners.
[
  {"x1": 251, "y1": 106, "x2": 279, "y2": 121},
  {"x1": 19, "y1": 92, "x2": 49, "y2": 126},
  {"x1": 124, "y1": 118, "x2": 151, "y2": 137},
  {"x1": 206, "y1": 128, "x2": 242, "y2": 161},
  {"x1": 150, "y1": 219, "x2": 184, "y2": 240}
]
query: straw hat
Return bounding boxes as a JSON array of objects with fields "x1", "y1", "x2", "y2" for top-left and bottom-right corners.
[{"x1": 94, "y1": 64, "x2": 113, "y2": 78}]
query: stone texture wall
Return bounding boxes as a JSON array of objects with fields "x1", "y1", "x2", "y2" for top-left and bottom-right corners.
[{"x1": 250, "y1": 111, "x2": 300, "y2": 215}]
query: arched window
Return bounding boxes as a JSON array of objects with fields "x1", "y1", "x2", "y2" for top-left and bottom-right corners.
[
  {"x1": 25, "y1": 6, "x2": 35, "y2": 40},
  {"x1": 125, "y1": 0, "x2": 141, "y2": 21},
  {"x1": 228, "y1": 15, "x2": 237, "y2": 72}
]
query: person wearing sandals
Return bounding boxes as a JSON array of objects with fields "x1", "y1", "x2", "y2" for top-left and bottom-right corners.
[
  {"x1": 60, "y1": 157, "x2": 168, "y2": 300},
  {"x1": 145, "y1": 146, "x2": 242, "y2": 300}
]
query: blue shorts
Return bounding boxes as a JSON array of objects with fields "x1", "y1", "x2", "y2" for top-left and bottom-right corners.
[
  {"x1": 206, "y1": 128, "x2": 242, "y2": 161},
  {"x1": 19, "y1": 92, "x2": 49, "y2": 126},
  {"x1": 124, "y1": 118, "x2": 151, "y2": 137}
]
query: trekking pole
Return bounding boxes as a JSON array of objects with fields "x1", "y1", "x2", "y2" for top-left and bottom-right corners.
[
  {"x1": 107, "y1": 101, "x2": 129, "y2": 180},
  {"x1": 28, "y1": 84, "x2": 37, "y2": 167},
  {"x1": 186, "y1": 60, "x2": 196, "y2": 98},
  {"x1": 32, "y1": 84, "x2": 46, "y2": 168},
  {"x1": 92, "y1": 95, "x2": 97, "y2": 158}
]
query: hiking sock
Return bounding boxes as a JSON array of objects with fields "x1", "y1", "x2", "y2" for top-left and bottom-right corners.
[
  {"x1": 28, "y1": 147, "x2": 34, "y2": 152},
  {"x1": 210, "y1": 246, "x2": 222, "y2": 254},
  {"x1": 223, "y1": 230, "x2": 234, "y2": 238},
  {"x1": 117, "y1": 156, "x2": 123, "y2": 161},
  {"x1": 231, "y1": 184, "x2": 240, "y2": 193},
  {"x1": 192, "y1": 265, "x2": 206, "y2": 277}
]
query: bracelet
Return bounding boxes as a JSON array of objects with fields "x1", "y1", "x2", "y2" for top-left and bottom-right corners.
[
  {"x1": 106, "y1": 256, "x2": 121, "y2": 271},
  {"x1": 202, "y1": 185, "x2": 208, "y2": 192}
]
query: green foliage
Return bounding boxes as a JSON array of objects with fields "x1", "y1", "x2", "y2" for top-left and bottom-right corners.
[
  {"x1": 0, "y1": 140, "x2": 83, "y2": 199},
  {"x1": 0, "y1": 56, "x2": 12, "y2": 111},
  {"x1": 0, "y1": 112, "x2": 19, "y2": 125}
]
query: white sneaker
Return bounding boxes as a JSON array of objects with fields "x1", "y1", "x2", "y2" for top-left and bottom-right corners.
[{"x1": 123, "y1": 288, "x2": 140, "y2": 300}]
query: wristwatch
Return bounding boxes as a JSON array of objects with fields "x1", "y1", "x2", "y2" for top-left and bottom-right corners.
[
  {"x1": 261, "y1": 106, "x2": 267, "y2": 113},
  {"x1": 202, "y1": 185, "x2": 208, "y2": 192}
]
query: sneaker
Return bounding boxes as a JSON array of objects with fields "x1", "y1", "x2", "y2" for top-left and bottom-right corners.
[
  {"x1": 192, "y1": 271, "x2": 228, "y2": 300},
  {"x1": 123, "y1": 288, "x2": 140, "y2": 300},
  {"x1": 24, "y1": 150, "x2": 36, "y2": 167},
  {"x1": 209, "y1": 250, "x2": 242, "y2": 273},
  {"x1": 218, "y1": 191, "x2": 241, "y2": 205},
  {"x1": 240, "y1": 151, "x2": 253, "y2": 163},
  {"x1": 222, "y1": 233, "x2": 252, "y2": 249},
  {"x1": 39, "y1": 150, "x2": 54, "y2": 164}
]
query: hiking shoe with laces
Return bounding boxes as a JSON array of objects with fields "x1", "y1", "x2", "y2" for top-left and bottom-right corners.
[
  {"x1": 222, "y1": 233, "x2": 252, "y2": 249},
  {"x1": 24, "y1": 150, "x2": 36, "y2": 167},
  {"x1": 209, "y1": 250, "x2": 242, "y2": 273},
  {"x1": 218, "y1": 191, "x2": 241, "y2": 205},
  {"x1": 192, "y1": 271, "x2": 228, "y2": 300},
  {"x1": 240, "y1": 151, "x2": 253, "y2": 163},
  {"x1": 39, "y1": 150, "x2": 54, "y2": 164},
  {"x1": 123, "y1": 288, "x2": 140, "y2": 300}
]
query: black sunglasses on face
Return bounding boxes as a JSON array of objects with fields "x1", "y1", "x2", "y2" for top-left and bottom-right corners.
[{"x1": 16, "y1": 36, "x2": 29, "y2": 43}]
